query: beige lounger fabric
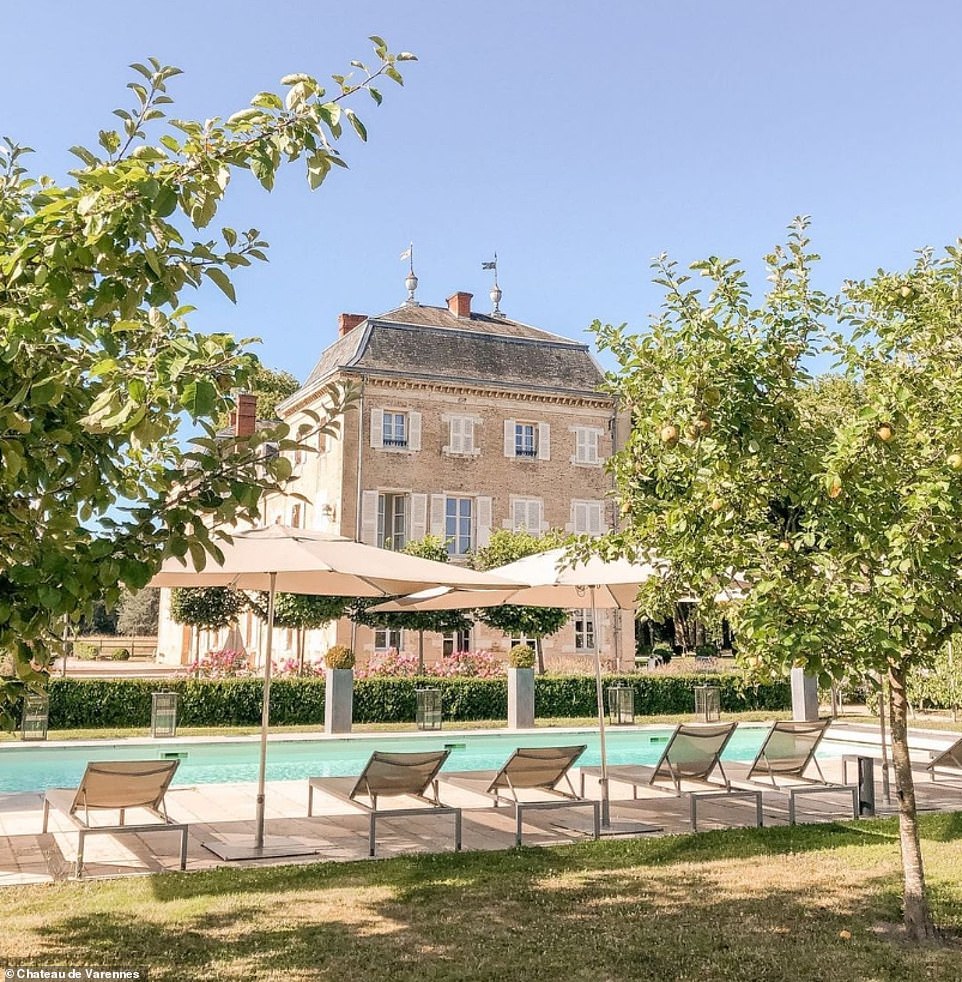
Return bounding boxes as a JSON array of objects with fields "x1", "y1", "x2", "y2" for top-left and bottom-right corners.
[
  {"x1": 308, "y1": 749, "x2": 462, "y2": 855},
  {"x1": 41, "y1": 759, "x2": 188, "y2": 876},
  {"x1": 439, "y1": 745, "x2": 600, "y2": 845}
]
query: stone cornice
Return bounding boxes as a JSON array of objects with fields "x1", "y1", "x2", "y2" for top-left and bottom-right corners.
[{"x1": 350, "y1": 370, "x2": 612, "y2": 409}]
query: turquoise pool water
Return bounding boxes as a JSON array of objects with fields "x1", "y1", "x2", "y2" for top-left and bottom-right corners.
[{"x1": 0, "y1": 727, "x2": 867, "y2": 794}]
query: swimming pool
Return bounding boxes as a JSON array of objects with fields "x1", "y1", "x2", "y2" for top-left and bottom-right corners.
[{"x1": 0, "y1": 726, "x2": 869, "y2": 794}]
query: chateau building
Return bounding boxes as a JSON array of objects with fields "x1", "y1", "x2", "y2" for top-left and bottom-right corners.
[{"x1": 157, "y1": 285, "x2": 632, "y2": 668}]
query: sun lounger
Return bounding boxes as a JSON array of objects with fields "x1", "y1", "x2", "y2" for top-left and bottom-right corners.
[
  {"x1": 727, "y1": 719, "x2": 858, "y2": 824},
  {"x1": 580, "y1": 723, "x2": 763, "y2": 831},
  {"x1": 438, "y1": 745, "x2": 600, "y2": 846},
  {"x1": 926, "y1": 735, "x2": 962, "y2": 783},
  {"x1": 307, "y1": 749, "x2": 462, "y2": 856},
  {"x1": 41, "y1": 759, "x2": 188, "y2": 877}
]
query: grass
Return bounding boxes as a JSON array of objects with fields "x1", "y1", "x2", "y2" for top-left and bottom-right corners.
[{"x1": 4, "y1": 815, "x2": 962, "y2": 981}]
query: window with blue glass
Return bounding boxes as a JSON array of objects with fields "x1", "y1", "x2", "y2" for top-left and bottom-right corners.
[
  {"x1": 514, "y1": 422, "x2": 537, "y2": 457},
  {"x1": 382, "y1": 411, "x2": 408, "y2": 447},
  {"x1": 445, "y1": 497, "x2": 473, "y2": 555}
]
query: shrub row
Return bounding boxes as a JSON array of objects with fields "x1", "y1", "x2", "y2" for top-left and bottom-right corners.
[{"x1": 36, "y1": 673, "x2": 791, "y2": 729}]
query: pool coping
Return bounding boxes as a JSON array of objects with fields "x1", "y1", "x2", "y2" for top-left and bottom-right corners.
[
  {"x1": 0, "y1": 721, "x2": 778, "y2": 755},
  {"x1": 0, "y1": 719, "x2": 954, "y2": 756}
]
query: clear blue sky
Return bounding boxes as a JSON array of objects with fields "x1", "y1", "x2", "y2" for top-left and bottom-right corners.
[{"x1": 3, "y1": 1, "x2": 961, "y2": 378}]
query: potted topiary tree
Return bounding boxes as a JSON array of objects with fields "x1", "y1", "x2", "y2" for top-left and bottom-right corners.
[
  {"x1": 507, "y1": 643, "x2": 535, "y2": 730},
  {"x1": 324, "y1": 644, "x2": 355, "y2": 734}
]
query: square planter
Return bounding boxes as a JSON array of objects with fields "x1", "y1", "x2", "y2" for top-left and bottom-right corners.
[{"x1": 325, "y1": 668, "x2": 354, "y2": 734}]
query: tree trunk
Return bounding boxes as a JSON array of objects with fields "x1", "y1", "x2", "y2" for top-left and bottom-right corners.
[
  {"x1": 888, "y1": 663, "x2": 935, "y2": 940},
  {"x1": 418, "y1": 629, "x2": 425, "y2": 675},
  {"x1": 297, "y1": 629, "x2": 305, "y2": 676},
  {"x1": 535, "y1": 636, "x2": 545, "y2": 675}
]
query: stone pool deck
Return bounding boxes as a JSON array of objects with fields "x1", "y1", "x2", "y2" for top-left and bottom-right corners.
[{"x1": 1, "y1": 723, "x2": 960, "y2": 885}]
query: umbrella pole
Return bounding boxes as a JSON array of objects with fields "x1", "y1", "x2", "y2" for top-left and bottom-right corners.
[
  {"x1": 591, "y1": 587, "x2": 610, "y2": 827},
  {"x1": 254, "y1": 571, "x2": 277, "y2": 850}
]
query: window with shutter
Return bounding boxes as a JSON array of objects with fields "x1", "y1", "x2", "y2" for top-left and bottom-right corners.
[
  {"x1": 514, "y1": 422, "x2": 537, "y2": 458},
  {"x1": 511, "y1": 497, "x2": 543, "y2": 531},
  {"x1": 572, "y1": 427, "x2": 601, "y2": 465},
  {"x1": 572, "y1": 499, "x2": 605, "y2": 535},
  {"x1": 574, "y1": 609, "x2": 595, "y2": 650},
  {"x1": 377, "y1": 493, "x2": 408, "y2": 550},
  {"x1": 382, "y1": 411, "x2": 408, "y2": 448},
  {"x1": 444, "y1": 497, "x2": 474, "y2": 555}
]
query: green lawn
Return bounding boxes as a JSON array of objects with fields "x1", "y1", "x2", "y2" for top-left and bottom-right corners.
[{"x1": 5, "y1": 816, "x2": 962, "y2": 981}]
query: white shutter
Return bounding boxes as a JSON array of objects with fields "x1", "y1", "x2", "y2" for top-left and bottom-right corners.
[
  {"x1": 571, "y1": 501, "x2": 586, "y2": 533},
  {"x1": 589, "y1": 501, "x2": 604, "y2": 535},
  {"x1": 448, "y1": 416, "x2": 463, "y2": 454},
  {"x1": 408, "y1": 411, "x2": 422, "y2": 451},
  {"x1": 370, "y1": 410, "x2": 383, "y2": 448},
  {"x1": 504, "y1": 419, "x2": 516, "y2": 457},
  {"x1": 430, "y1": 494, "x2": 446, "y2": 537},
  {"x1": 476, "y1": 495, "x2": 492, "y2": 547},
  {"x1": 464, "y1": 418, "x2": 476, "y2": 454},
  {"x1": 527, "y1": 500, "x2": 542, "y2": 532},
  {"x1": 360, "y1": 491, "x2": 378, "y2": 545},
  {"x1": 410, "y1": 493, "x2": 428, "y2": 540},
  {"x1": 585, "y1": 430, "x2": 601, "y2": 464},
  {"x1": 512, "y1": 499, "x2": 525, "y2": 530},
  {"x1": 537, "y1": 422, "x2": 550, "y2": 460}
]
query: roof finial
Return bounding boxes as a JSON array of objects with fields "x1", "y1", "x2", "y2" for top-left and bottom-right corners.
[
  {"x1": 482, "y1": 252, "x2": 503, "y2": 317},
  {"x1": 400, "y1": 243, "x2": 418, "y2": 304}
]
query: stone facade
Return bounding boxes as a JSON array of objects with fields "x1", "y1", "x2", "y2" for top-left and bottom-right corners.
[{"x1": 157, "y1": 288, "x2": 635, "y2": 670}]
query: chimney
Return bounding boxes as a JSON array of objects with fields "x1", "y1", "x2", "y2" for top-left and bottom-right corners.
[
  {"x1": 446, "y1": 291, "x2": 472, "y2": 319},
  {"x1": 338, "y1": 312, "x2": 366, "y2": 337},
  {"x1": 231, "y1": 392, "x2": 257, "y2": 437}
]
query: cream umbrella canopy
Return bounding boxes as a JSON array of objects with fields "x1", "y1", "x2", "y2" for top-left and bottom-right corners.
[
  {"x1": 150, "y1": 525, "x2": 519, "y2": 859},
  {"x1": 371, "y1": 548, "x2": 665, "y2": 828}
]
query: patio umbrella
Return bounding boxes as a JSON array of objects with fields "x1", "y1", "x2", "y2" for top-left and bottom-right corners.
[
  {"x1": 150, "y1": 524, "x2": 518, "y2": 859},
  {"x1": 371, "y1": 548, "x2": 665, "y2": 829}
]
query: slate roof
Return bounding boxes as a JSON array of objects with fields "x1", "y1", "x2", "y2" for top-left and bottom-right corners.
[{"x1": 295, "y1": 302, "x2": 607, "y2": 401}]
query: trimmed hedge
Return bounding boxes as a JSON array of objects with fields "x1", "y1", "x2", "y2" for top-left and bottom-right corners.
[{"x1": 36, "y1": 673, "x2": 790, "y2": 729}]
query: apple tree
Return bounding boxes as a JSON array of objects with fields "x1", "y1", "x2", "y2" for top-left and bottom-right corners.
[
  {"x1": 593, "y1": 218, "x2": 962, "y2": 939},
  {"x1": 0, "y1": 39, "x2": 415, "y2": 724}
]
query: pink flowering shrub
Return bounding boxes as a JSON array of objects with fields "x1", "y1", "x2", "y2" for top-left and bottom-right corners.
[
  {"x1": 356, "y1": 648, "x2": 505, "y2": 679},
  {"x1": 191, "y1": 648, "x2": 251, "y2": 678},
  {"x1": 274, "y1": 657, "x2": 326, "y2": 677},
  {"x1": 431, "y1": 650, "x2": 504, "y2": 678},
  {"x1": 355, "y1": 648, "x2": 420, "y2": 679}
]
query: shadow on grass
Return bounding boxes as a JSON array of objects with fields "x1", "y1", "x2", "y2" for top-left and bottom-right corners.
[
  {"x1": 919, "y1": 810, "x2": 962, "y2": 842},
  {"x1": 143, "y1": 816, "x2": 919, "y2": 907},
  {"x1": 17, "y1": 847, "x2": 962, "y2": 982}
]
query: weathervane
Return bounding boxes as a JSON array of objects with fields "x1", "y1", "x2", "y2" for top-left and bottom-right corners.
[
  {"x1": 482, "y1": 252, "x2": 503, "y2": 317},
  {"x1": 400, "y1": 243, "x2": 418, "y2": 304}
]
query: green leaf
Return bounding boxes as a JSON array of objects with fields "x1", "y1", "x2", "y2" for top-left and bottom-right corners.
[
  {"x1": 344, "y1": 109, "x2": 367, "y2": 142},
  {"x1": 251, "y1": 91, "x2": 283, "y2": 110},
  {"x1": 153, "y1": 186, "x2": 177, "y2": 217},
  {"x1": 205, "y1": 267, "x2": 236, "y2": 303},
  {"x1": 179, "y1": 380, "x2": 218, "y2": 418}
]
